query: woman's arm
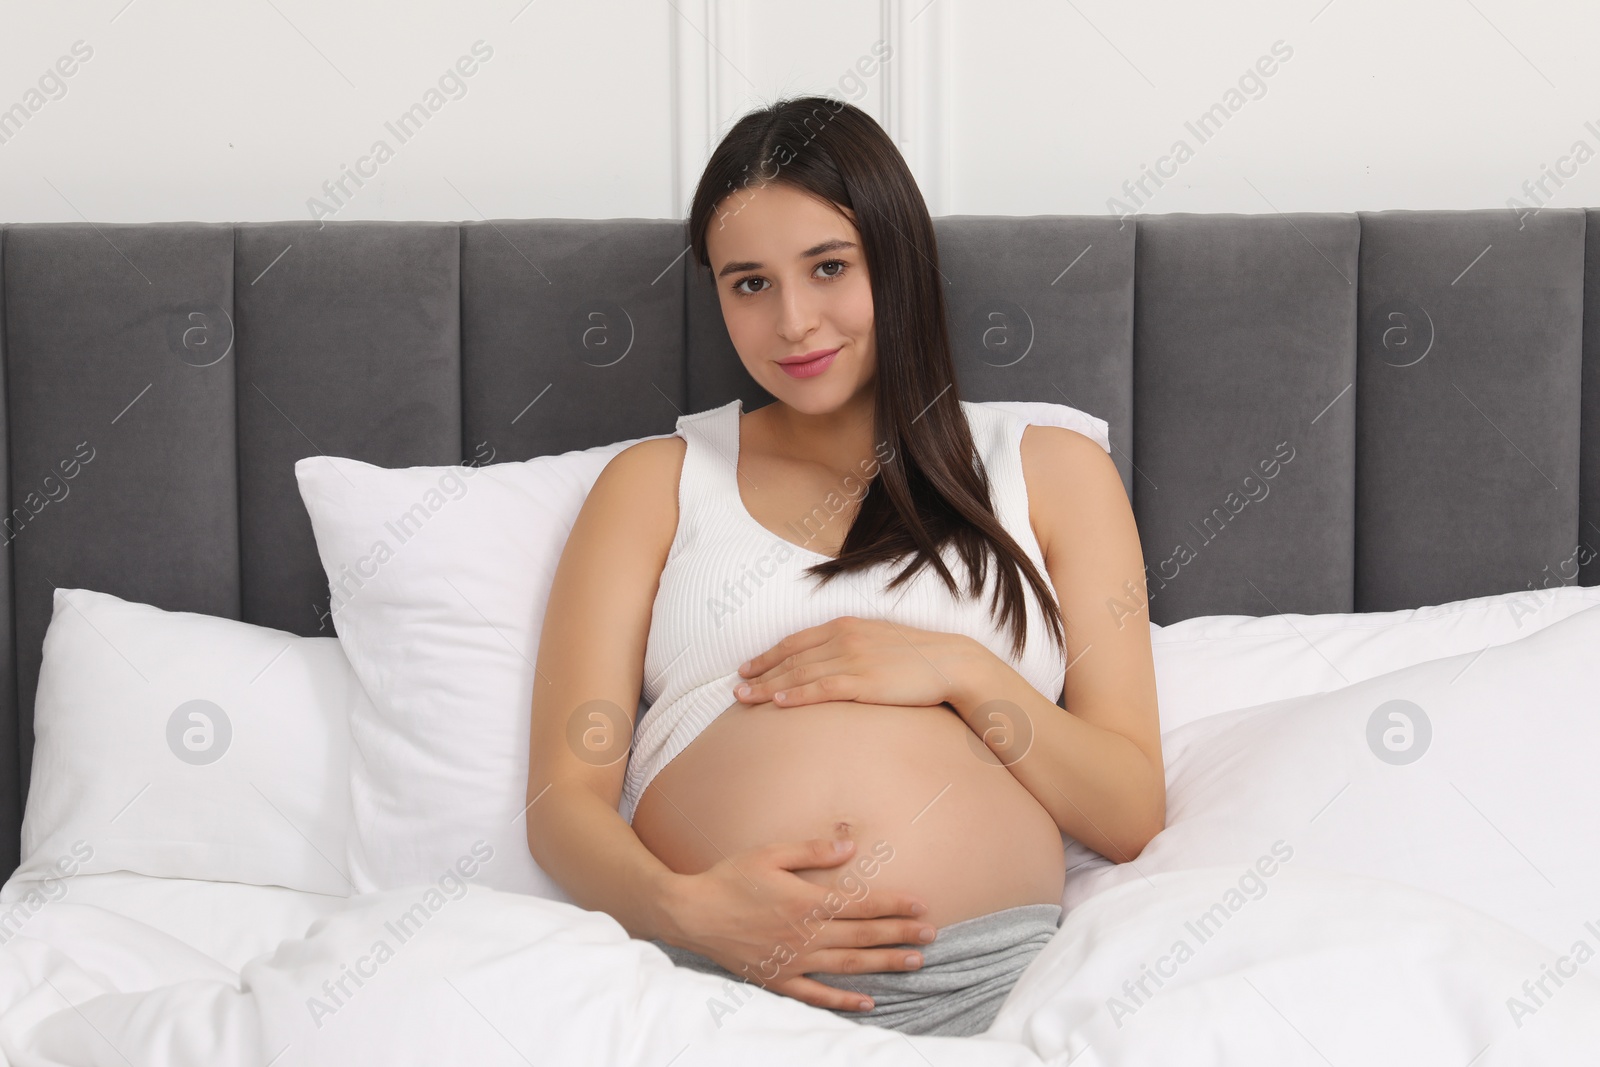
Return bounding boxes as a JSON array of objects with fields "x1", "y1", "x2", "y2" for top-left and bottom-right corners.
[
  {"x1": 525, "y1": 436, "x2": 689, "y2": 940},
  {"x1": 945, "y1": 642, "x2": 1165, "y2": 863},
  {"x1": 947, "y1": 424, "x2": 1166, "y2": 861}
]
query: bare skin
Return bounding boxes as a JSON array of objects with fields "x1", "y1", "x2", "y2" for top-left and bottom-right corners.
[{"x1": 526, "y1": 182, "x2": 1164, "y2": 1015}]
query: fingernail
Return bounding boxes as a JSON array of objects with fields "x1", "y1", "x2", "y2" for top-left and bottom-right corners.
[
  {"x1": 738, "y1": 660, "x2": 750, "y2": 673},
  {"x1": 918, "y1": 927, "x2": 935, "y2": 942},
  {"x1": 833, "y1": 839, "x2": 852, "y2": 853},
  {"x1": 910, "y1": 903, "x2": 927, "y2": 916},
  {"x1": 903, "y1": 953, "x2": 921, "y2": 968},
  {"x1": 735, "y1": 684, "x2": 750, "y2": 698},
  {"x1": 774, "y1": 691, "x2": 786, "y2": 702},
  {"x1": 857, "y1": 998, "x2": 872, "y2": 1011}
]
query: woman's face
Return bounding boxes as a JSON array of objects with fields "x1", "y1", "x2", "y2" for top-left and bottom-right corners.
[{"x1": 703, "y1": 182, "x2": 876, "y2": 414}]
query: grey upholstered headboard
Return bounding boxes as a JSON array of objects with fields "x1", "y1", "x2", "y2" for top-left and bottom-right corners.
[{"x1": 1, "y1": 208, "x2": 1596, "y2": 874}]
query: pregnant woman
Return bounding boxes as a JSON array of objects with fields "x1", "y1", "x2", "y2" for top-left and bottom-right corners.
[{"x1": 527, "y1": 96, "x2": 1163, "y2": 1037}]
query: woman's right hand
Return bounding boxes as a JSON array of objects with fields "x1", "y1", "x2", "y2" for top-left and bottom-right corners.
[{"x1": 659, "y1": 838, "x2": 937, "y2": 1012}]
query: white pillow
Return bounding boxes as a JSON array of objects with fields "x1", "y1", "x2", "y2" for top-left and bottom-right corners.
[
  {"x1": 1150, "y1": 583, "x2": 1600, "y2": 733},
  {"x1": 1065, "y1": 602, "x2": 1600, "y2": 956},
  {"x1": 12, "y1": 588, "x2": 361, "y2": 897},
  {"x1": 295, "y1": 437, "x2": 657, "y2": 898},
  {"x1": 294, "y1": 400, "x2": 1109, "y2": 898}
]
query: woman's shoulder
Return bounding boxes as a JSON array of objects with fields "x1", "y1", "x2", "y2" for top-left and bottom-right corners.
[
  {"x1": 573, "y1": 437, "x2": 689, "y2": 583},
  {"x1": 1017, "y1": 418, "x2": 1125, "y2": 560},
  {"x1": 601, "y1": 434, "x2": 688, "y2": 490}
]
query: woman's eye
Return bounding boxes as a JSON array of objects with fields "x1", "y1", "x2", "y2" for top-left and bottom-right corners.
[
  {"x1": 816, "y1": 259, "x2": 848, "y2": 279},
  {"x1": 732, "y1": 276, "x2": 767, "y2": 296}
]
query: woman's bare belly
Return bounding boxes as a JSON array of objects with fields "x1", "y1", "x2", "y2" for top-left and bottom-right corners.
[{"x1": 631, "y1": 698, "x2": 1066, "y2": 930}]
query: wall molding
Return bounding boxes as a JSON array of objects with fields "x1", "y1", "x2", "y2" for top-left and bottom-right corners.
[
  {"x1": 882, "y1": 0, "x2": 951, "y2": 215},
  {"x1": 671, "y1": 0, "x2": 950, "y2": 217},
  {"x1": 670, "y1": 0, "x2": 751, "y2": 218}
]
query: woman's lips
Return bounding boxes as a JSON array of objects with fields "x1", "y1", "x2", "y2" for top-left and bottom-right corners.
[{"x1": 778, "y1": 349, "x2": 838, "y2": 379}]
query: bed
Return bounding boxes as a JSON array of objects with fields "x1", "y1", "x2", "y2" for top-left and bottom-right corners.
[{"x1": 0, "y1": 208, "x2": 1596, "y2": 1065}]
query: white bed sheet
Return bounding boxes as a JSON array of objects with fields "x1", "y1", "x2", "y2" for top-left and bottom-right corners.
[
  {"x1": 0, "y1": 870, "x2": 349, "y2": 975},
  {"x1": 0, "y1": 864, "x2": 1594, "y2": 1066}
]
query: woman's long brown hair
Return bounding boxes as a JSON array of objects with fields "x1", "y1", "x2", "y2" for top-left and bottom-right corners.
[{"x1": 686, "y1": 95, "x2": 1066, "y2": 663}]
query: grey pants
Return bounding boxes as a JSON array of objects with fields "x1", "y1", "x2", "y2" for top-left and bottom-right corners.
[{"x1": 652, "y1": 902, "x2": 1063, "y2": 1037}]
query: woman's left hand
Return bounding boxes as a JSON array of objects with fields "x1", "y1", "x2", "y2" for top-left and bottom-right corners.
[{"x1": 732, "y1": 616, "x2": 987, "y2": 709}]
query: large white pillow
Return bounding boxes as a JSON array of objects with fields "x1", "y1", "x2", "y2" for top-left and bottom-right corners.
[
  {"x1": 295, "y1": 400, "x2": 1109, "y2": 898},
  {"x1": 1150, "y1": 582, "x2": 1600, "y2": 734},
  {"x1": 296, "y1": 438, "x2": 658, "y2": 899},
  {"x1": 12, "y1": 588, "x2": 361, "y2": 897},
  {"x1": 1065, "y1": 602, "x2": 1600, "y2": 956}
]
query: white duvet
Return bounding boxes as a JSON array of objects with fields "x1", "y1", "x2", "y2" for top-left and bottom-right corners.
[
  {"x1": 0, "y1": 862, "x2": 1594, "y2": 1067},
  {"x1": 6, "y1": 597, "x2": 1598, "y2": 1064}
]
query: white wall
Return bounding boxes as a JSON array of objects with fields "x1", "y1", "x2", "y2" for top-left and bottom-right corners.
[{"x1": 1, "y1": 0, "x2": 1596, "y2": 224}]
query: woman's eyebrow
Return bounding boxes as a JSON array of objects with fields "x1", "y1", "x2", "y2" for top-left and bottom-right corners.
[{"x1": 715, "y1": 239, "x2": 859, "y2": 278}]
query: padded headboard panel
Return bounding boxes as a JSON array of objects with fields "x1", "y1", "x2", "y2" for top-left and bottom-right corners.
[{"x1": 2, "y1": 208, "x2": 1596, "y2": 873}]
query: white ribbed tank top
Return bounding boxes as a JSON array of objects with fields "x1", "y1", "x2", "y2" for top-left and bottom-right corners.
[{"x1": 620, "y1": 398, "x2": 1069, "y2": 823}]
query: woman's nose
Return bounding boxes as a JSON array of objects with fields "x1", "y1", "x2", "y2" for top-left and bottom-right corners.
[{"x1": 775, "y1": 281, "x2": 821, "y2": 342}]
